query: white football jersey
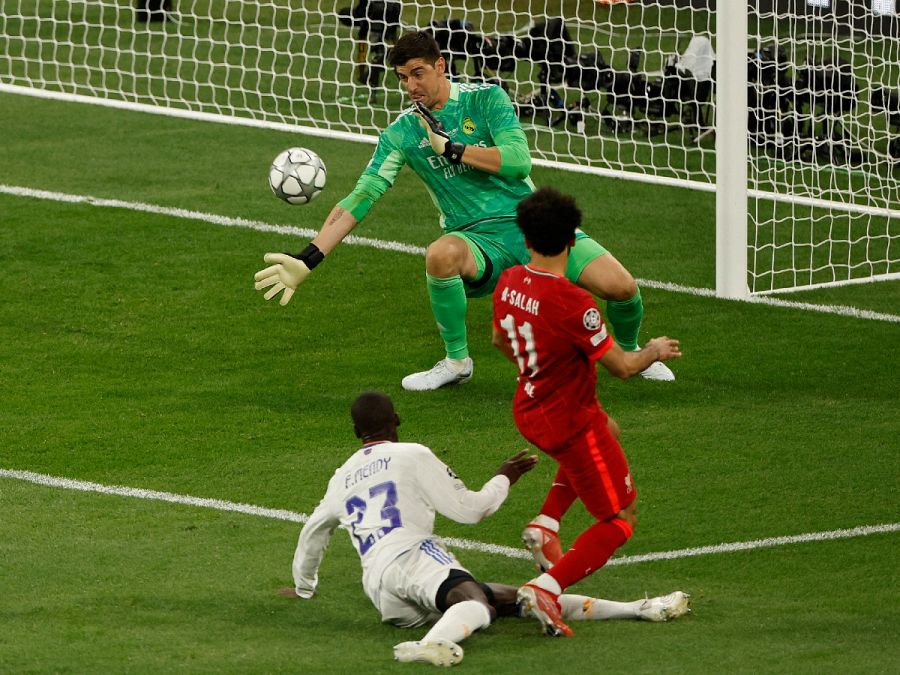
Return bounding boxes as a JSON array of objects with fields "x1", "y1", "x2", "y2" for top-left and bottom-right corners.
[{"x1": 292, "y1": 441, "x2": 510, "y2": 600}]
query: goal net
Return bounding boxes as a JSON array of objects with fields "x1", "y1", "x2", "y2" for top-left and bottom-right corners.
[
  {"x1": 1, "y1": 0, "x2": 897, "y2": 295},
  {"x1": 746, "y1": 0, "x2": 899, "y2": 294}
]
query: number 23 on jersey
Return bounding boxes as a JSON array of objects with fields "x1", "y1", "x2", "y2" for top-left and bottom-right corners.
[{"x1": 344, "y1": 481, "x2": 403, "y2": 555}]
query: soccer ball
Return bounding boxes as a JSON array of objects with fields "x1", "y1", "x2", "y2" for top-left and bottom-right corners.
[{"x1": 269, "y1": 147, "x2": 327, "y2": 204}]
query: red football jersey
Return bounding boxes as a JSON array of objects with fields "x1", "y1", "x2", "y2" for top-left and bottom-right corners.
[{"x1": 493, "y1": 264, "x2": 613, "y2": 451}]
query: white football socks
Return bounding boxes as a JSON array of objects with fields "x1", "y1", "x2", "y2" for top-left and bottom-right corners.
[
  {"x1": 530, "y1": 573, "x2": 562, "y2": 596},
  {"x1": 529, "y1": 514, "x2": 560, "y2": 532},
  {"x1": 559, "y1": 594, "x2": 643, "y2": 621},
  {"x1": 422, "y1": 600, "x2": 492, "y2": 644}
]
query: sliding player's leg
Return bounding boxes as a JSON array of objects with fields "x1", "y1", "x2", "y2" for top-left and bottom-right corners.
[
  {"x1": 389, "y1": 544, "x2": 491, "y2": 665},
  {"x1": 482, "y1": 582, "x2": 691, "y2": 623},
  {"x1": 559, "y1": 591, "x2": 692, "y2": 622},
  {"x1": 568, "y1": 232, "x2": 675, "y2": 381}
]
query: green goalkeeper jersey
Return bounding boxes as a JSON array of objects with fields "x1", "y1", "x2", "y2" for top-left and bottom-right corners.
[{"x1": 347, "y1": 82, "x2": 535, "y2": 232}]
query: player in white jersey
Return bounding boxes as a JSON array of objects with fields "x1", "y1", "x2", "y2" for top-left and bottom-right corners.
[{"x1": 283, "y1": 392, "x2": 691, "y2": 667}]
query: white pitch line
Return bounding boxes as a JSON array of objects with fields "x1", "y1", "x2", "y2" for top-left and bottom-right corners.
[
  {"x1": 3, "y1": 468, "x2": 898, "y2": 566},
  {"x1": 1, "y1": 183, "x2": 897, "y2": 323},
  {"x1": 0, "y1": 184, "x2": 427, "y2": 257},
  {"x1": 636, "y1": 278, "x2": 900, "y2": 323}
]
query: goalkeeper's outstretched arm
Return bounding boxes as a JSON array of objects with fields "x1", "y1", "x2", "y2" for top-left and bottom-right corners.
[
  {"x1": 313, "y1": 205, "x2": 358, "y2": 253},
  {"x1": 254, "y1": 174, "x2": 389, "y2": 306}
]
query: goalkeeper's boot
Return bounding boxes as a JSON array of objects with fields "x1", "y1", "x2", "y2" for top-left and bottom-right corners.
[
  {"x1": 516, "y1": 584, "x2": 573, "y2": 637},
  {"x1": 640, "y1": 360, "x2": 675, "y2": 381},
  {"x1": 633, "y1": 347, "x2": 676, "y2": 381},
  {"x1": 401, "y1": 357, "x2": 473, "y2": 392},
  {"x1": 522, "y1": 523, "x2": 563, "y2": 572},
  {"x1": 637, "y1": 591, "x2": 692, "y2": 622},
  {"x1": 393, "y1": 639, "x2": 463, "y2": 667}
]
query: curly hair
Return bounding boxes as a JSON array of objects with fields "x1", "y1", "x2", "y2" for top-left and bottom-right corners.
[{"x1": 516, "y1": 187, "x2": 582, "y2": 256}]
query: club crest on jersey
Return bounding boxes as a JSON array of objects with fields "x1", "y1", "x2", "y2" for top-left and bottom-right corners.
[
  {"x1": 583, "y1": 308, "x2": 602, "y2": 330},
  {"x1": 462, "y1": 117, "x2": 476, "y2": 134}
]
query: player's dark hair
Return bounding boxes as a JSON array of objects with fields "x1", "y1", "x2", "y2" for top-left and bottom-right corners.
[
  {"x1": 351, "y1": 391, "x2": 399, "y2": 441},
  {"x1": 516, "y1": 187, "x2": 581, "y2": 255},
  {"x1": 387, "y1": 31, "x2": 442, "y2": 68}
]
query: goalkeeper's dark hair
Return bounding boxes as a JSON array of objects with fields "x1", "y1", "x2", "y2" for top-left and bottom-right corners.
[
  {"x1": 516, "y1": 187, "x2": 581, "y2": 256},
  {"x1": 388, "y1": 31, "x2": 442, "y2": 68},
  {"x1": 351, "y1": 391, "x2": 400, "y2": 442}
]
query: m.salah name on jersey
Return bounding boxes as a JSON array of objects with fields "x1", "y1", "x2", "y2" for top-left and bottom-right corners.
[{"x1": 499, "y1": 286, "x2": 540, "y2": 316}]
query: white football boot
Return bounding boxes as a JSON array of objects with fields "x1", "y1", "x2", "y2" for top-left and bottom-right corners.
[
  {"x1": 637, "y1": 591, "x2": 692, "y2": 622},
  {"x1": 634, "y1": 347, "x2": 676, "y2": 381},
  {"x1": 401, "y1": 358, "x2": 473, "y2": 391},
  {"x1": 393, "y1": 639, "x2": 464, "y2": 667}
]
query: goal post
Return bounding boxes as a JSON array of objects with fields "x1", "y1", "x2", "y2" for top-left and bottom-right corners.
[
  {"x1": 716, "y1": 0, "x2": 750, "y2": 299},
  {"x1": 0, "y1": 0, "x2": 897, "y2": 296}
]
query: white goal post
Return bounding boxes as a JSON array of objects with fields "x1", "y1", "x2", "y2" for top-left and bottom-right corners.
[{"x1": 1, "y1": 0, "x2": 897, "y2": 296}]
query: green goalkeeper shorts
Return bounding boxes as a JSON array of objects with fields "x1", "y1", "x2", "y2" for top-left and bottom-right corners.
[
  {"x1": 566, "y1": 230, "x2": 610, "y2": 283},
  {"x1": 450, "y1": 222, "x2": 609, "y2": 298},
  {"x1": 448, "y1": 218, "x2": 529, "y2": 298}
]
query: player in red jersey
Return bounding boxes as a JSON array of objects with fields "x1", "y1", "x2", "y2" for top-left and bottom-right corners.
[{"x1": 491, "y1": 187, "x2": 683, "y2": 637}]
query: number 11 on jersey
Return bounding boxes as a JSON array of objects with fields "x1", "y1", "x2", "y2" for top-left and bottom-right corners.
[{"x1": 499, "y1": 314, "x2": 540, "y2": 377}]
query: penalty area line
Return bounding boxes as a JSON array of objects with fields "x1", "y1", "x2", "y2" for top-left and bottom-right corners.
[
  {"x1": 2, "y1": 183, "x2": 898, "y2": 323},
  {"x1": 3, "y1": 468, "x2": 898, "y2": 566}
]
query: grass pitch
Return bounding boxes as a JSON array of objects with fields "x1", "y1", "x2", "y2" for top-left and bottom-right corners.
[{"x1": 1, "y1": 92, "x2": 898, "y2": 673}]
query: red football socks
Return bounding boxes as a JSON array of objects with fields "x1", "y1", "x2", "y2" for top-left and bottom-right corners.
[
  {"x1": 548, "y1": 518, "x2": 633, "y2": 590},
  {"x1": 539, "y1": 467, "x2": 578, "y2": 522}
]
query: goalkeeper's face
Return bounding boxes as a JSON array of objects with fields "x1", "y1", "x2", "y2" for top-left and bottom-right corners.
[{"x1": 395, "y1": 57, "x2": 448, "y2": 110}]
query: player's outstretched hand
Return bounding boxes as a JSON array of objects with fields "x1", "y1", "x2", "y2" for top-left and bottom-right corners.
[
  {"x1": 645, "y1": 336, "x2": 682, "y2": 362},
  {"x1": 253, "y1": 252, "x2": 311, "y2": 306},
  {"x1": 413, "y1": 102, "x2": 465, "y2": 164},
  {"x1": 413, "y1": 101, "x2": 451, "y2": 155},
  {"x1": 495, "y1": 450, "x2": 538, "y2": 486}
]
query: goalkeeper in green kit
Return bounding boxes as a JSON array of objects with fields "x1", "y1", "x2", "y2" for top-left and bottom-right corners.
[{"x1": 254, "y1": 31, "x2": 674, "y2": 390}]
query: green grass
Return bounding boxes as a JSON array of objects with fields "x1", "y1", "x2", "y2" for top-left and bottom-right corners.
[
  {"x1": 4, "y1": 482, "x2": 897, "y2": 674},
  {"x1": 1, "y1": 92, "x2": 899, "y2": 672}
]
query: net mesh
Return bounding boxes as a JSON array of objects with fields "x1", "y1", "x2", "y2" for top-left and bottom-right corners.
[
  {"x1": 1, "y1": 0, "x2": 897, "y2": 293},
  {"x1": 748, "y1": 1, "x2": 899, "y2": 293}
]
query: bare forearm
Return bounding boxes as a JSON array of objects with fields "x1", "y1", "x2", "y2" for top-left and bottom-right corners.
[
  {"x1": 617, "y1": 349, "x2": 661, "y2": 379},
  {"x1": 599, "y1": 337, "x2": 681, "y2": 379},
  {"x1": 311, "y1": 206, "x2": 358, "y2": 254}
]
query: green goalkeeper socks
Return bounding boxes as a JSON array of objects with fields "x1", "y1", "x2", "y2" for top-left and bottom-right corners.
[
  {"x1": 606, "y1": 288, "x2": 643, "y2": 351},
  {"x1": 427, "y1": 273, "x2": 469, "y2": 360}
]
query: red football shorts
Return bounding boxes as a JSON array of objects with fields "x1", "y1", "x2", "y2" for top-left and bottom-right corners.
[{"x1": 551, "y1": 414, "x2": 636, "y2": 520}]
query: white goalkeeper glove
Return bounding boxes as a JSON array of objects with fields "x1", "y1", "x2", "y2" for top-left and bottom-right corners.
[
  {"x1": 413, "y1": 101, "x2": 466, "y2": 164},
  {"x1": 253, "y1": 244, "x2": 324, "y2": 306}
]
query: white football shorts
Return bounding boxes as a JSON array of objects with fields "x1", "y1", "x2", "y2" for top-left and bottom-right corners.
[{"x1": 373, "y1": 538, "x2": 471, "y2": 628}]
